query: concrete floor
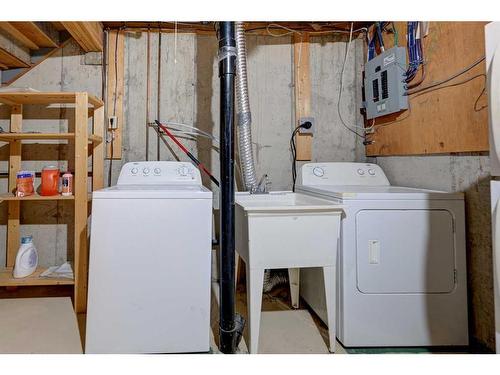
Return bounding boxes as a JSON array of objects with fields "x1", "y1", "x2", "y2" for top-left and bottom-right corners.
[
  {"x1": 227, "y1": 274, "x2": 472, "y2": 354},
  {"x1": 233, "y1": 281, "x2": 346, "y2": 354},
  {"x1": 74, "y1": 274, "x2": 469, "y2": 354}
]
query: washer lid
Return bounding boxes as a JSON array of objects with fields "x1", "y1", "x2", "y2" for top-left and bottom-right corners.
[
  {"x1": 92, "y1": 184, "x2": 212, "y2": 199},
  {"x1": 297, "y1": 185, "x2": 464, "y2": 200}
]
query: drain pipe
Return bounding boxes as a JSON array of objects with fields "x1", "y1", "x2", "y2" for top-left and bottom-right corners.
[{"x1": 217, "y1": 21, "x2": 240, "y2": 354}]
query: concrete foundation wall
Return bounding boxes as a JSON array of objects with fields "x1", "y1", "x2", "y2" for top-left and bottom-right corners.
[{"x1": 115, "y1": 32, "x2": 365, "y2": 203}]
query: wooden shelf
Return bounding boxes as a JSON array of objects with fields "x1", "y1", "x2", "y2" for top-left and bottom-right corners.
[
  {"x1": 0, "y1": 193, "x2": 74, "y2": 202},
  {"x1": 0, "y1": 91, "x2": 104, "y2": 314},
  {"x1": 0, "y1": 92, "x2": 103, "y2": 108},
  {"x1": 0, "y1": 132, "x2": 102, "y2": 144},
  {"x1": 0, "y1": 267, "x2": 74, "y2": 287},
  {"x1": 0, "y1": 132, "x2": 75, "y2": 142}
]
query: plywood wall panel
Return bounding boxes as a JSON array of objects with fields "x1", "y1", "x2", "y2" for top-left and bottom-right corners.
[{"x1": 365, "y1": 22, "x2": 489, "y2": 156}]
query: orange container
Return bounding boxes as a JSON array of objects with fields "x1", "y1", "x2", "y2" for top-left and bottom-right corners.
[
  {"x1": 16, "y1": 171, "x2": 35, "y2": 197},
  {"x1": 41, "y1": 166, "x2": 60, "y2": 196}
]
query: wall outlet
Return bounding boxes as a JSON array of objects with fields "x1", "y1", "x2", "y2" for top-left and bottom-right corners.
[
  {"x1": 298, "y1": 117, "x2": 315, "y2": 134},
  {"x1": 108, "y1": 116, "x2": 118, "y2": 130}
]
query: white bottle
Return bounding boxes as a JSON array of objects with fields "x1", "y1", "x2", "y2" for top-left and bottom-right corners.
[{"x1": 13, "y1": 235, "x2": 38, "y2": 278}]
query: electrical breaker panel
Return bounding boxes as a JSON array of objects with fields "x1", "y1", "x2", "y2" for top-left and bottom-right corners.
[{"x1": 363, "y1": 46, "x2": 408, "y2": 119}]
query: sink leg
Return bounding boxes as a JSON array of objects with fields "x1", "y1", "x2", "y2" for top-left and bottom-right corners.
[
  {"x1": 247, "y1": 266, "x2": 264, "y2": 354},
  {"x1": 323, "y1": 265, "x2": 336, "y2": 353},
  {"x1": 235, "y1": 252, "x2": 240, "y2": 288},
  {"x1": 288, "y1": 268, "x2": 300, "y2": 309}
]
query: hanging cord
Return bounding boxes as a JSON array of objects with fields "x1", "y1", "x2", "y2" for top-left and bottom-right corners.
[
  {"x1": 338, "y1": 23, "x2": 367, "y2": 138},
  {"x1": 405, "y1": 22, "x2": 424, "y2": 84},
  {"x1": 375, "y1": 22, "x2": 385, "y2": 53},
  {"x1": 174, "y1": 21, "x2": 178, "y2": 65},
  {"x1": 263, "y1": 22, "x2": 367, "y2": 36},
  {"x1": 407, "y1": 56, "x2": 485, "y2": 95},
  {"x1": 290, "y1": 121, "x2": 313, "y2": 191},
  {"x1": 391, "y1": 21, "x2": 399, "y2": 46},
  {"x1": 155, "y1": 120, "x2": 219, "y2": 187},
  {"x1": 290, "y1": 126, "x2": 301, "y2": 191},
  {"x1": 150, "y1": 120, "x2": 245, "y2": 182},
  {"x1": 107, "y1": 28, "x2": 120, "y2": 187}
]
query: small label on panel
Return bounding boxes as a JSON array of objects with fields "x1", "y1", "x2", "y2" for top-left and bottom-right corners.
[
  {"x1": 383, "y1": 53, "x2": 396, "y2": 66},
  {"x1": 368, "y1": 240, "x2": 380, "y2": 264}
]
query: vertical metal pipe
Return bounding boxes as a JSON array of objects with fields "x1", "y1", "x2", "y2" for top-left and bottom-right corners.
[
  {"x1": 218, "y1": 21, "x2": 237, "y2": 354},
  {"x1": 157, "y1": 27, "x2": 162, "y2": 161},
  {"x1": 145, "y1": 27, "x2": 151, "y2": 161}
]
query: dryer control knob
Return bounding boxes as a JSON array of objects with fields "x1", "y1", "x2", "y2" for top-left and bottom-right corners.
[
  {"x1": 153, "y1": 168, "x2": 161, "y2": 175},
  {"x1": 131, "y1": 168, "x2": 138, "y2": 175},
  {"x1": 357, "y1": 169, "x2": 365, "y2": 175},
  {"x1": 313, "y1": 167, "x2": 325, "y2": 177},
  {"x1": 143, "y1": 167, "x2": 150, "y2": 175},
  {"x1": 368, "y1": 169, "x2": 376, "y2": 176}
]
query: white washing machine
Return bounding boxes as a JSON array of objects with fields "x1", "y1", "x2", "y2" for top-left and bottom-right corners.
[
  {"x1": 296, "y1": 162, "x2": 468, "y2": 347},
  {"x1": 85, "y1": 161, "x2": 212, "y2": 353}
]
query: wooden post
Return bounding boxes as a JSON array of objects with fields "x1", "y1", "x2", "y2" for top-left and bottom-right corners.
[
  {"x1": 74, "y1": 93, "x2": 89, "y2": 313},
  {"x1": 106, "y1": 29, "x2": 125, "y2": 160},
  {"x1": 6, "y1": 105, "x2": 22, "y2": 267},
  {"x1": 92, "y1": 105, "x2": 105, "y2": 191},
  {"x1": 294, "y1": 33, "x2": 312, "y2": 161}
]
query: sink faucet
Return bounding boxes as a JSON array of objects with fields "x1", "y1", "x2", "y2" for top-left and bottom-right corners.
[{"x1": 251, "y1": 174, "x2": 270, "y2": 194}]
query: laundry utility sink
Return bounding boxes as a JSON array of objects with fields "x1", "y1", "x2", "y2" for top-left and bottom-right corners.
[
  {"x1": 235, "y1": 191, "x2": 344, "y2": 353},
  {"x1": 235, "y1": 191, "x2": 344, "y2": 270}
]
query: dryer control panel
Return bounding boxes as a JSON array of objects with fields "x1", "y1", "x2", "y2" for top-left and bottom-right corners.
[
  {"x1": 117, "y1": 161, "x2": 203, "y2": 185},
  {"x1": 300, "y1": 162, "x2": 390, "y2": 186}
]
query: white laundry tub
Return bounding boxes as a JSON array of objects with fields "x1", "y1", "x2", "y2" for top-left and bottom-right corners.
[
  {"x1": 235, "y1": 191, "x2": 343, "y2": 269},
  {"x1": 234, "y1": 191, "x2": 344, "y2": 353}
]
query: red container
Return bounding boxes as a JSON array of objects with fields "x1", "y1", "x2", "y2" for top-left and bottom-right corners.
[{"x1": 41, "y1": 166, "x2": 60, "y2": 196}]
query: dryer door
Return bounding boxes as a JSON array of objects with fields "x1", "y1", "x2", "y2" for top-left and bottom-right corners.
[{"x1": 356, "y1": 209, "x2": 456, "y2": 294}]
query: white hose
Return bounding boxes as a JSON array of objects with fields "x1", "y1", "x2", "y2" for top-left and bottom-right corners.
[{"x1": 235, "y1": 22, "x2": 258, "y2": 192}]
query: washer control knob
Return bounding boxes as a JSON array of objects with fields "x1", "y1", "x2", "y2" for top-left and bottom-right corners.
[
  {"x1": 131, "y1": 168, "x2": 138, "y2": 175},
  {"x1": 179, "y1": 166, "x2": 190, "y2": 176},
  {"x1": 312, "y1": 167, "x2": 325, "y2": 177},
  {"x1": 357, "y1": 169, "x2": 365, "y2": 175},
  {"x1": 368, "y1": 169, "x2": 376, "y2": 176},
  {"x1": 153, "y1": 168, "x2": 161, "y2": 175},
  {"x1": 143, "y1": 167, "x2": 150, "y2": 175}
]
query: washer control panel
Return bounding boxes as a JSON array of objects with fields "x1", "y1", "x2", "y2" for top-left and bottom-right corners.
[
  {"x1": 117, "y1": 161, "x2": 202, "y2": 185},
  {"x1": 300, "y1": 162, "x2": 390, "y2": 186}
]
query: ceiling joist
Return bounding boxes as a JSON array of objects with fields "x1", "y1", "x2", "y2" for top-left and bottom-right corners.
[
  {"x1": 0, "y1": 46, "x2": 30, "y2": 69},
  {"x1": 0, "y1": 22, "x2": 39, "y2": 50},
  {"x1": 61, "y1": 22, "x2": 103, "y2": 52},
  {"x1": 8, "y1": 22, "x2": 58, "y2": 48},
  {"x1": 102, "y1": 21, "x2": 370, "y2": 35}
]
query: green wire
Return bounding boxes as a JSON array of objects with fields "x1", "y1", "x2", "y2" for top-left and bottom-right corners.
[{"x1": 392, "y1": 21, "x2": 399, "y2": 46}]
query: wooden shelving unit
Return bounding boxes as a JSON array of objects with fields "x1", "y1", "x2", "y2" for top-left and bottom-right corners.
[
  {"x1": 0, "y1": 91, "x2": 104, "y2": 313},
  {"x1": 0, "y1": 193, "x2": 75, "y2": 201},
  {"x1": 0, "y1": 267, "x2": 74, "y2": 286}
]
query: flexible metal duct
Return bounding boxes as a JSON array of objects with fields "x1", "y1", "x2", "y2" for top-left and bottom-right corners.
[{"x1": 235, "y1": 22, "x2": 258, "y2": 191}]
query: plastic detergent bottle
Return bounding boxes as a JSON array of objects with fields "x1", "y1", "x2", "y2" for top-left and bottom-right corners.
[{"x1": 13, "y1": 236, "x2": 38, "y2": 278}]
